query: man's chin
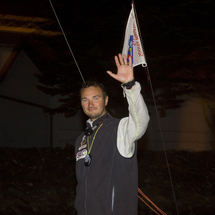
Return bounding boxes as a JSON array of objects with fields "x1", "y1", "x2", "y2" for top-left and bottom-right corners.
[
  {"x1": 85, "y1": 110, "x2": 106, "y2": 121},
  {"x1": 87, "y1": 113, "x2": 99, "y2": 121},
  {"x1": 88, "y1": 113, "x2": 105, "y2": 121}
]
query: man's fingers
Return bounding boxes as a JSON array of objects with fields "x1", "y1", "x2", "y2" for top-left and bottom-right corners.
[
  {"x1": 114, "y1": 55, "x2": 120, "y2": 67},
  {"x1": 118, "y1": 54, "x2": 124, "y2": 65},
  {"x1": 123, "y1": 54, "x2": 127, "y2": 65},
  {"x1": 115, "y1": 54, "x2": 131, "y2": 67}
]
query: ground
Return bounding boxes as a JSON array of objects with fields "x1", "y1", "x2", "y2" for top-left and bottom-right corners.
[{"x1": 0, "y1": 147, "x2": 214, "y2": 215}]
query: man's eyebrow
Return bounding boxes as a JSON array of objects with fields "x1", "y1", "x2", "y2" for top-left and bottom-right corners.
[{"x1": 81, "y1": 95, "x2": 101, "y2": 100}]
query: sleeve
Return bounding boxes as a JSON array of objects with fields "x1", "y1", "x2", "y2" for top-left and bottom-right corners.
[{"x1": 117, "y1": 81, "x2": 150, "y2": 158}]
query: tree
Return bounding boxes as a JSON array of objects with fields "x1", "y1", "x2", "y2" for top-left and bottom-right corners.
[
  {"x1": 34, "y1": 0, "x2": 215, "y2": 147},
  {"x1": 138, "y1": 0, "x2": 215, "y2": 149}
]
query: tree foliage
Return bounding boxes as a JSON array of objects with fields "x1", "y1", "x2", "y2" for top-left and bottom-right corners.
[
  {"x1": 35, "y1": 0, "x2": 215, "y2": 141},
  {"x1": 137, "y1": 0, "x2": 215, "y2": 147}
]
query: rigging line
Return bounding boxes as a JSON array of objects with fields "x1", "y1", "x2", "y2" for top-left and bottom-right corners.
[
  {"x1": 132, "y1": 1, "x2": 180, "y2": 214},
  {"x1": 146, "y1": 66, "x2": 180, "y2": 215},
  {"x1": 48, "y1": 0, "x2": 85, "y2": 83},
  {"x1": 138, "y1": 196, "x2": 160, "y2": 215},
  {"x1": 138, "y1": 188, "x2": 167, "y2": 215}
]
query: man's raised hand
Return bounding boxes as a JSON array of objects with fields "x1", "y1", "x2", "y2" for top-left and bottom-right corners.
[{"x1": 107, "y1": 54, "x2": 134, "y2": 83}]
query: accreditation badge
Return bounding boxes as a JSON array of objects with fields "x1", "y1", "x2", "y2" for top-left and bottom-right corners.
[{"x1": 76, "y1": 149, "x2": 88, "y2": 161}]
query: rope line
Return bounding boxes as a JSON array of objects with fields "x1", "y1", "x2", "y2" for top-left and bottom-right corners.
[
  {"x1": 48, "y1": 0, "x2": 85, "y2": 83},
  {"x1": 138, "y1": 196, "x2": 160, "y2": 215},
  {"x1": 138, "y1": 188, "x2": 167, "y2": 215},
  {"x1": 145, "y1": 66, "x2": 179, "y2": 215},
  {"x1": 132, "y1": 1, "x2": 179, "y2": 214}
]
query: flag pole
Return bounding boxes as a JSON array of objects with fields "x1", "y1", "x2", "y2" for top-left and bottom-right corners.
[
  {"x1": 131, "y1": 1, "x2": 147, "y2": 67},
  {"x1": 131, "y1": 1, "x2": 150, "y2": 83}
]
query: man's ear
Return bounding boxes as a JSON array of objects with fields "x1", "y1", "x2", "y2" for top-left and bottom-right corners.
[{"x1": 105, "y1": 96, "x2": 108, "y2": 106}]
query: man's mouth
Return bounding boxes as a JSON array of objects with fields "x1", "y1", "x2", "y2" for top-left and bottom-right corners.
[{"x1": 88, "y1": 107, "x2": 97, "y2": 111}]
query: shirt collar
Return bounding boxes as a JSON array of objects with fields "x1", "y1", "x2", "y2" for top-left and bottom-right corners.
[{"x1": 86, "y1": 112, "x2": 109, "y2": 128}]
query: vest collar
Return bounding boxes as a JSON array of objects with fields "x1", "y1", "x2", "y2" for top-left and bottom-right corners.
[{"x1": 86, "y1": 112, "x2": 109, "y2": 128}]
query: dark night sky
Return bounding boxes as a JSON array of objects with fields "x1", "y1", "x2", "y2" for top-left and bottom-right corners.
[{"x1": 1, "y1": 0, "x2": 214, "y2": 73}]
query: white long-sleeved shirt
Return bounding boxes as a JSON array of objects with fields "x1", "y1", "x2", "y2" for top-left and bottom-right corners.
[{"x1": 117, "y1": 81, "x2": 150, "y2": 157}]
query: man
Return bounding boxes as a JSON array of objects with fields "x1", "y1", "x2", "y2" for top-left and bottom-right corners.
[{"x1": 75, "y1": 54, "x2": 149, "y2": 215}]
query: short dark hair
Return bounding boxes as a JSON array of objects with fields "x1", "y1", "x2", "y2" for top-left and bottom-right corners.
[{"x1": 80, "y1": 80, "x2": 107, "y2": 99}]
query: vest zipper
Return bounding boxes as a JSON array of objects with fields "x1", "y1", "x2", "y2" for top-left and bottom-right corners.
[
  {"x1": 112, "y1": 186, "x2": 115, "y2": 212},
  {"x1": 84, "y1": 172, "x2": 88, "y2": 215},
  {"x1": 84, "y1": 133, "x2": 92, "y2": 215}
]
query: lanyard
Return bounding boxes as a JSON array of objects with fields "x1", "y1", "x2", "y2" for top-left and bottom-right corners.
[{"x1": 87, "y1": 123, "x2": 103, "y2": 155}]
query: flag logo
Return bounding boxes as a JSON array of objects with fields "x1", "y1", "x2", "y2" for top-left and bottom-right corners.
[
  {"x1": 127, "y1": 35, "x2": 133, "y2": 64},
  {"x1": 122, "y1": 4, "x2": 147, "y2": 67}
]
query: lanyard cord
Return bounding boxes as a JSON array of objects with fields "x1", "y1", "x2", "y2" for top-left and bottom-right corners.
[{"x1": 87, "y1": 123, "x2": 103, "y2": 154}]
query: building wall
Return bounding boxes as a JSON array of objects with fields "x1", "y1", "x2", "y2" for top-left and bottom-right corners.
[
  {"x1": 0, "y1": 50, "x2": 50, "y2": 147},
  {"x1": 0, "y1": 99, "x2": 50, "y2": 148},
  {"x1": 0, "y1": 50, "x2": 83, "y2": 148},
  {"x1": 52, "y1": 110, "x2": 85, "y2": 148},
  {"x1": 146, "y1": 97, "x2": 213, "y2": 151}
]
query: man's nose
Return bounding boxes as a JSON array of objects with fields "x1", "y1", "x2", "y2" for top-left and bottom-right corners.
[{"x1": 88, "y1": 99, "x2": 94, "y2": 106}]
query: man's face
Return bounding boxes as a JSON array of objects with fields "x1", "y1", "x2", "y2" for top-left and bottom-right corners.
[{"x1": 81, "y1": 86, "x2": 108, "y2": 121}]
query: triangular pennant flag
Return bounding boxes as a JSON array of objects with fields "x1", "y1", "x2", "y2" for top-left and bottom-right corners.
[{"x1": 122, "y1": 3, "x2": 147, "y2": 67}]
